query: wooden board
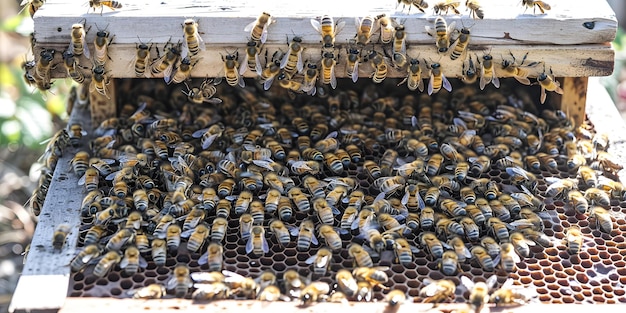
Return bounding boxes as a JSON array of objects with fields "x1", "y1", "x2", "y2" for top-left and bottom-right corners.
[{"x1": 31, "y1": 0, "x2": 617, "y2": 79}]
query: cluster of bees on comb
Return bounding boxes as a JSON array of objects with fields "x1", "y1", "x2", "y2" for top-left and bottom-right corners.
[{"x1": 24, "y1": 0, "x2": 626, "y2": 310}]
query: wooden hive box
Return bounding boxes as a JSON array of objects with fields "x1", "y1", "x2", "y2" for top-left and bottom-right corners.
[{"x1": 10, "y1": 0, "x2": 622, "y2": 312}]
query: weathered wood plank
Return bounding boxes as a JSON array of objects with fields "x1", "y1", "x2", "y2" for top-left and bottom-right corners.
[
  {"x1": 554, "y1": 77, "x2": 588, "y2": 126},
  {"x1": 39, "y1": 43, "x2": 614, "y2": 79},
  {"x1": 33, "y1": 0, "x2": 617, "y2": 46},
  {"x1": 8, "y1": 102, "x2": 92, "y2": 313}
]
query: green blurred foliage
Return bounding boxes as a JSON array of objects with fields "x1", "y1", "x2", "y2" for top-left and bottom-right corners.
[{"x1": 601, "y1": 28, "x2": 626, "y2": 103}]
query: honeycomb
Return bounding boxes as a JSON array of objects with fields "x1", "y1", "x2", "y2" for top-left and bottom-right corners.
[{"x1": 64, "y1": 77, "x2": 626, "y2": 304}]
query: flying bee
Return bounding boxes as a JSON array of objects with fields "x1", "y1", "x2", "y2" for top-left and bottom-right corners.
[
  {"x1": 300, "y1": 281, "x2": 330, "y2": 306},
  {"x1": 320, "y1": 51, "x2": 338, "y2": 89},
  {"x1": 433, "y1": 0, "x2": 461, "y2": 15},
  {"x1": 522, "y1": 0, "x2": 551, "y2": 14},
  {"x1": 181, "y1": 19, "x2": 205, "y2": 58},
  {"x1": 397, "y1": 0, "x2": 429, "y2": 13},
  {"x1": 537, "y1": 65, "x2": 563, "y2": 104},
  {"x1": 425, "y1": 16, "x2": 456, "y2": 54},
  {"x1": 367, "y1": 50, "x2": 388, "y2": 84},
  {"x1": 461, "y1": 276, "x2": 497, "y2": 313},
  {"x1": 69, "y1": 21, "x2": 90, "y2": 59},
  {"x1": 219, "y1": 51, "x2": 245, "y2": 88},
  {"x1": 478, "y1": 53, "x2": 500, "y2": 90},
  {"x1": 19, "y1": 0, "x2": 45, "y2": 17},
  {"x1": 93, "y1": 251, "x2": 122, "y2": 278},
  {"x1": 420, "y1": 279, "x2": 456, "y2": 304},
  {"x1": 355, "y1": 16, "x2": 375, "y2": 46},
  {"x1": 120, "y1": 246, "x2": 148, "y2": 275},
  {"x1": 306, "y1": 247, "x2": 333, "y2": 276},
  {"x1": 466, "y1": 0, "x2": 485, "y2": 19},
  {"x1": 62, "y1": 50, "x2": 86, "y2": 84},
  {"x1": 318, "y1": 225, "x2": 342, "y2": 251},
  {"x1": 90, "y1": 64, "x2": 111, "y2": 99},
  {"x1": 245, "y1": 12, "x2": 274, "y2": 44},
  {"x1": 311, "y1": 15, "x2": 345, "y2": 48},
  {"x1": 247, "y1": 225, "x2": 269, "y2": 256},
  {"x1": 426, "y1": 61, "x2": 452, "y2": 95},
  {"x1": 89, "y1": 0, "x2": 122, "y2": 14},
  {"x1": 151, "y1": 40, "x2": 180, "y2": 81},
  {"x1": 280, "y1": 36, "x2": 304, "y2": 78},
  {"x1": 71, "y1": 244, "x2": 101, "y2": 272}
]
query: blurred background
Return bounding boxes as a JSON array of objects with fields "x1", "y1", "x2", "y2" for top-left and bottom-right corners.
[{"x1": 0, "y1": 0, "x2": 624, "y2": 312}]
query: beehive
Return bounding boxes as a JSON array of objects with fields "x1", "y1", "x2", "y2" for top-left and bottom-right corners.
[{"x1": 9, "y1": 0, "x2": 624, "y2": 312}]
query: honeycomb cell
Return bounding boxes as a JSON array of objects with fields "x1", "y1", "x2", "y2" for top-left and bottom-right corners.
[
  {"x1": 520, "y1": 277, "x2": 533, "y2": 285},
  {"x1": 110, "y1": 288, "x2": 122, "y2": 296},
  {"x1": 73, "y1": 283, "x2": 84, "y2": 291}
]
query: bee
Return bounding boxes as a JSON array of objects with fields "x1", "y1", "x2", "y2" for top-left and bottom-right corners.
[
  {"x1": 397, "y1": 0, "x2": 429, "y2": 13},
  {"x1": 93, "y1": 251, "x2": 121, "y2": 278},
  {"x1": 420, "y1": 279, "x2": 456, "y2": 304},
  {"x1": 459, "y1": 55, "x2": 479, "y2": 84},
  {"x1": 19, "y1": 0, "x2": 45, "y2": 17},
  {"x1": 192, "y1": 282, "x2": 231, "y2": 300},
  {"x1": 89, "y1": 0, "x2": 122, "y2": 14},
  {"x1": 537, "y1": 65, "x2": 563, "y2": 104},
  {"x1": 106, "y1": 227, "x2": 135, "y2": 252},
  {"x1": 276, "y1": 196, "x2": 294, "y2": 221},
  {"x1": 168, "y1": 57, "x2": 199, "y2": 85},
  {"x1": 238, "y1": 40, "x2": 263, "y2": 76},
  {"x1": 165, "y1": 224, "x2": 182, "y2": 251},
  {"x1": 301, "y1": 63, "x2": 319, "y2": 95},
  {"x1": 167, "y1": 264, "x2": 193, "y2": 298},
  {"x1": 52, "y1": 223, "x2": 71, "y2": 251},
  {"x1": 478, "y1": 53, "x2": 500, "y2": 90},
  {"x1": 70, "y1": 151, "x2": 90, "y2": 178},
  {"x1": 151, "y1": 41, "x2": 180, "y2": 80},
  {"x1": 269, "y1": 220, "x2": 291, "y2": 247},
  {"x1": 450, "y1": 25, "x2": 471, "y2": 60},
  {"x1": 151, "y1": 239, "x2": 167, "y2": 266},
  {"x1": 352, "y1": 266, "x2": 390, "y2": 290},
  {"x1": 22, "y1": 59, "x2": 37, "y2": 86},
  {"x1": 500, "y1": 52, "x2": 532, "y2": 85},
  {"x1": 288, "y1": 187, "x2": 311, "y2": 212},
  {"x1": 181, "y1": 223, "x2": 210, "y2": 253},
  {"x1": 427, "y1": 61, "x2": 452, "y2": 95},
  {"x1": 425, "y1": 16, "x2": 456, "y2": 54},
  {"x1": 93, "y1": 24, "x2": 113, "y2": 66},
  {"x1": 355, "y1": 16, "x2": 375, "y2": 46},
  {"x1": 236, "y1": 213, "x2": 253, "y2": 241},
  {"x1": 245, "y1": 12, "x2": 273, "y2": 44},
  {"x1": 218, "y1": 51, "x2": 245, "y2": 88},
  {"x1": 348, "y1": 243, "x2": 375, "y2": 267},
  {"x1": 194, "y1": 124, "x2": 225, "y2": 150},
  {"x1": 420, "y1": 231, "x2": 444, "y2": 259},
  {"x1": 259, "y1": 52, "x2": 282, "y2": 90},
  {"x1": 498, "y1": 242, "x2": 520, "y2": 272},
  {"x1": 318, "y1": 225, "x2": 342, "y2": 251},
  {"x1": 506, "y1": 166, "x2": 537, "y2": 192},
  {"x1": 69, "y1": 21, "x2": 90, "y2": 59},
  {"x1": 393, "y1": 238, "x2": 420, "y2": 266},
  {"x1": 471, "y1": 245, "x2": 494, "y2": 271},
  {"x1": 280, "y1": 36, "x2": 304, "y2": 78},
  {"x1": 437, "y1": 250, "x2": 460, "y2": 275},
  {"x1": 90, "y1": 64, "x2": 111, "y2": 99},
  {"x1": 564, "y1": 226, "x2": 583, "y2": 255},
  {"x1": 578, "y1": 165, "x2": 598, "y2": 188},
  {"x1": 181, "y1": 19, "x2": 205, "y2": 58},
  {"x1": 306, "y1": 247, "x2": 333, "y2": 276},
  {"x1": 300, "y1": 281, "x2": 330, "y2": 306},
  {"x1": 367, "y1": 50, "x2": 388, "y2": 84},
  {"x1": 303, "y1": 175, "x2": 326, "y2": 199},
  {"x1": 490, "y1": 278, "x2": 537, "y2": 306},
  {"x1": 129, "y1": 284, "x2": 167, "y2": 299},
  {"x1": 373, "y1": 176, "x2": 405, "y2": 195},
  {"x1": 120, "y1": 246, "x2": 148, "y2": 275},
  {"x1": 210, "y1": 217, "x2": 227, "y2": 243},
  {"x1": 34, "y1": 49, "x2": 55, "y2": 90},
  {"x1": 62, "y1": 50, "x2": 86, "y2": 84},
  {"x1": 336, "y1": 269, "x2": 358, "y2": 297},
  {"x1": 433, "y1": 0, "x2": 461, "y2": 15},
  {"x1": 292, "y1": 219, "x2": 318, "y2": 251},
  {"x1": 462, "y1": 1, "x2": 484, "y2": 19},
  {"x1": 461, "y1": 276, "x2": 498, "y2": 312},
  {"x1": 398, "y1": 57, "x2": 425, "y2": 92},
  {"x1": 589, "y1": 206, "x2": 613, "y2": 233},
  {"x1": 198, "y1": 242, "x2": 224, "y2": 271},
  {"x1": 311, "y1": 15, "x2": 345, "y2": 48},
  {"x1": 585, "y1": 188, "x2": 610, "y2": 206},
  {"x1": 522, "y1": 0, "x2": 551, "y2": 14},
  {"x1": 320, "y1": 51, "x2": 338, "y2": 89},
  {"x1": 133, "y1": 40, "x2": 152, "y2": 78},
  {"x1": 70, "y1": 244, "x2": 100, "y2": 272},
  {"x1": 247, "y1": 225, "x2": 269, "y2": 256},
  {"x1": 402, "y1": 184, "x2": 426, "y2": 212}
]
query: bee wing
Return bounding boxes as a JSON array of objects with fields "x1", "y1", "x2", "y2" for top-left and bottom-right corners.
[
  {"x1": 510, "y1": 251, "x2": 521, "y2": 263},
  {"x1": 460, "y1": 275, "x2": 475, "y2": 289},
  {"x1": 197, "y1": 251, "x2": 209, "y2": 265},
  {"x1": 238, "y1": 53, "x2": 249, "y2": 75},
  {"x1": 245, "y1": 236, "x2": 255, "y2": 254},
  {"x1": 166, "y1": 276, "x2": 178, "y2": 290},
  {"x1": 479, "y1": 64, "x2": 488, "y2": 90},
  {"x1": 197, "y1": 34, "x2": 206, "y2": 50},
  {"x1": 442, "y1": 73, "x2": 452, "y2": 92},
  {"x1": 305, "y1": 254, "x2": 318, "y2": 265},
  {"x1": 335, "y1": 21, "x2": 346, "y2": 35},
  {"x1": 296, "y1": 50, "x2": 304, "y2": 73},
  {"x1": 223, "y1": 269, "x2": 246, "y2": 283},
  {"x1": 238, "y1": 74, "x2": 246, "y2": 88},
  {"x1": 180, "y1": 228, "x2": 195, "y2": 239},
  {"x1": 260, "y1": 21, "x2": 271, "y2": 44},
  {"x1": 263, "y1": 75, "x2": 276, "y2": 90},
  {"x1": 492, "y1": 75, "x2": 500, "y2": 88},
  {"x1": 330, "y1": 65, "x2": 337, "y2": 89},
  {"x1": 279, "y1": 50, "x2": 290, "y2": 69},
  {"x1": 310, "y1": 19, "x2": 322, "y2": 33},
  {"x1": 351, "y1": 61, "x2": 359, "y2": 83},
  {"x1": 243, "y1": 20, "x2": 256, "y2": 32},
  {"x1": 261, "y1": 235, "x2": 270, "y2": 252},
  {"x1": 424, "y1": 25, "x2": 434, "y2": 37},
  {"x1": 310, "y1": 233, "x2": 319, "y2": 245},
  {"x1": 181, "y1": 40, "x2": 189, "y2": 59},
  {"x1": 427, "y1": 72, "x2": 434, "y2": 95},
  {"x1": 83, "y1": 39, "x2": 91, "y2": 59}
]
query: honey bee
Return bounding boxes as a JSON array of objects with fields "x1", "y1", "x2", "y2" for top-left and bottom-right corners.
[
  {"x1": 460, "y1": 55, "x2": 479, "y2": 84},
  {"x1": 219, "y1": 51, "x2": 245, "y2": 88},
  {"x1": 268, "y1": 219, "x2": 290, "y2": 247},
  {"x1": 300, "y1": 281, "x2": 330, "y2": 306},
  {"x1": 245, "y1": 12, "x2": 274, "y2": 44},
  {"x1": 399, "y1": 57, "x2": 424, "y2": 92},
  {"x1": 478, "y1": 53, "x2": 500, "y2": 90},
  {"x1": 564, "y1": 225, "x2": 584, "y2": 255},
  {"x1": 397, "y1": 0, "x2": 429, "y2": 13},
  {"x1": 198, "y1": 242, "x2": 224, "y2": 272},
  {"x1": 90, "y1": 64, "x2": 111, "y2": 99},
  {"x1": 450, "y1": 25, "x2": 470, "y2": 61},
  {"x1": 498, "y1": 242, "x2": 520, "y2": 272},
  {"x1": 427, "y1": 62, "x2": 452, "y2": 95},
  {"x1": 300, "y1": 63, "x2": 319, "y2": 96},
  {"x1": 318, "y1": 225, "x2": 342, "y2": 251},
  {"x1": 335, "y1": 269, "x2": 358, "y2": 297},
  {"x1": 247, "y1": 225, "x2": 269, "y2": 256},
  {"x1": 392, "y1": 238, "x2": 420, "y2": 266},
  {"x1": 489, "y1": 278, "x2": 537, "y2": 306},
  {"x1": 348, "y1": 243, "x2": 375, "y2": 267},
  {"x1": 19, "y1": 0, "x2": 45, "y2": 17},
  {"x1": 151, "y1": 41, "x2": 180, "y2": 80},
  {"x1": 69, "y1": 21, "x2": 90, "y2": 59},
  {"x1": 291, "y1": 219, "x2": 318, "y2": 251},
  {"x1": 166, "y1": 223, "x2": 182, "y2": 251},
  {"x1": 259, "y1": 52, "x2": 282, "y2": 90},
  {"x1": 287, "y1": 187, "x2": 311, "y2": 213},
  {"x1": 52, "y1": 223, "x2": 71, "y2": 251},
  {"x1": 93, "y1": 24, "x2": 113, "y2": 66},
  {"x1": 420, "y1": 231, "x2": 444, "y2": 259},
  {"x1": 433, "y1": 0, "x2": 461, "y2": 15},
  {"x1": 133, "y1": 40, "x2": 152, "y2": 78},
  {"x1": 355, "y1": 16, "x2": 375, "y2": 46},
  {"x1": 62, "y1": 50, "x2": 86, "y2": 84},
  {"x1": 306, "y1": 247, "x2": 333, "y2": 276},
  {"x1": 210, "y1": 217, "x2": 227, "y2": 243},
  {"x1": 89, "y1": 0, "x2": 122, "y2": 14},
  {"x1": 192, "y1": 282, "x2": 231, "y2": 300},
  {"x1": 280, "y1": 36, "x2": 304, "y2": 78},
  {"x1": 537, "y1": 65, "x2": 563, "y2": 104},
  {"x1": 425, "y1": 16, "x2": 456, "y2": 54},
  {"x1": 470, "y1": 245, "x2": 494, "y2": 271},
  {"x1": 182, "y1": 223, "x2": 210, "y2": 253},
  {"x1": 589, "y1": 206, "x2": 613, "y2": 233},
  {"x1": 466, "y1": 0, "x2": 484, "y2": 19},
  {"x1": 120, "y1": 246, "x2": 148, "y2": 275},
  {"x1": 181, "y1": 19, "x2": 205, "y2": 58},
  {"x1": 194, "y1": 123, "x2": 225, "y2": 150},
  {"x1": 461, "y1": 275, "x2": 497, "y2": 312},
  {"x1": 522, "y1": 0, "x2": 551, "y2": 14},
  {"x1": 167, "y1": 264, "x2": 193, "y2": 298},
  {"x1": 420, "y1": 279, "x2": 456, "y2": 304},
  {"x1": 373, "y1": 176, "x2": 406, "y2": 195},
  {"x1": 129, "y1": 284, "x2": 167, "y2": 299},
  {"x1": 310, "y1": 15, "x2": 345, "y2": 48},
  {"x1": 367, "y1": 50, "x2": 388, "y2": 84},
  {"x1": 584, "y1": 188, "x2": 610, "y2": 206},
  {"x1": 70, "y1": 244, "x2": 100, "y2": 272},
  {"x1": 352, "y1": 266, "x2": 390, "y2": 290},
  {"x1": 320, "y1": 51, "x2": 338, "y2": 89},
  {"x1": 151, "y1": 239, "x2": 167, "y2": 266},
  {"x1": 106, "y1": 227, "x2": 135, "y2": 252},
  {"x1": 34, "y1": 49, "x2": 55, "y2": 92},
  {"x1": 93, "y1": 251, "x2": 122, "y2": 278},
  {"x1": 303, "y1": 175, "x2": 326, "y2": 199},
  {"x1": 500, "y1": 52, "x2": 532, "y2": 85},
  {"x1": 282, "y1": 269, "x2": 305, "y2": 298}
]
